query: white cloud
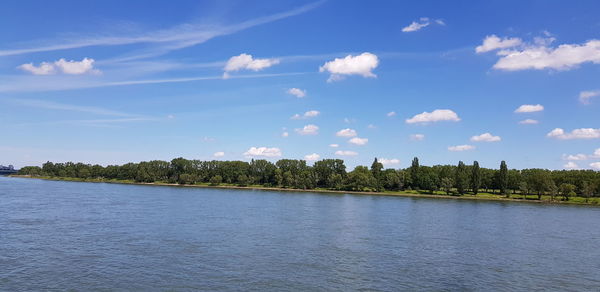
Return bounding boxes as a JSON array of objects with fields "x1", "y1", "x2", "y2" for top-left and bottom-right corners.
[
  {"x1": 304, "y1": 153, "x2": 320, "y2": 161},
  {"x1": 281, "y1": 131, "x2": 289, "y2": 137},
  {"x1": 401, "y1": 17, "x2": 444, "y2": 33},
  {"x1": 594, "y1": 148, "x2": 600, "y2": 158},
  {"x1": 18, "y1": 58, "x2": 99, "y2": 75},
  {"x1": 336, "y1": 128, "x2": 357, "y2": 137},
  {"x1": 348, "y1": 137, "x2": 368, "y2": 146},
  {"x1": 402, "y1": 19, "x2": 429, "y2": 32},
  {"x1": 475, "y1": 35, "x2": 523, "y2": 53},
  {"x1": 564, "y1": 161, "x2": 579, "y2": 169},
  {"x1": 18, "y1": 62, "x2": 55, "y2": 75},
  {"x1": 387, "y1": 111, "x2": 396, "y2": 117},
  {"x1": 547, "y1": 128, "x2": 600, "y2": 140},
  {"x1": 367, "y1": 124, "x2": 377, "y2": 129},
  {"x1": 590, "y1": 162, "x2": 600, "y2": 170},
  {"x1": 515, "y1": 104, "x2": 544, "y2": 113},
  {"x1": 519, "y1": 119, "x2": 539, "y2": 125},
  {"x1": 579, "y1": 90, "x2": 600, "y2": 105},
  {"x1": 378, "y1": 158, "x2": 400, "y2": 166},
  {"x1": 224, "y1": 53, "x2": 279, "y2": 74},
  {"x1": 335, "y1": 150, "x2": 358, "y2": 156},
  {"x1": 243, "y1": 146, "x2": 282, "y2": 157},
  {"x1": 492, "y1": 39, "x2": 600, "y2": 71},
  {"x1": 295, "y1": 124, "x2": 319, "y2": 135},
  {"x1": 287, "y1": 88, "x2": 306, "y2": 98},
  {"x1": 410, "y1": 134, "x2": 425, "y2": 141},
  {"x1": 563, "y1": 154, "x2": 588, "y2": 161},
  {"x1": 329, "y1": 144, "x2": 339, "y2": 148},
  {"x1": 406, "y1": 109, "x2": 460, "y2": 124},
  {"x1": 448, "y1": 145, "x2": 475, "y2": 152},
  {"x1": 319, "y1": 52, "x2": 379, "y2": 82},
  {"x1": 470, "y1": 133, "x2": 501, "y2": 142},
  {"x1": 213, "y1": 151, "x2": 225, "y2": 158},
  {"x1": 291, "y1": 110, "x2": 320, "y2": 119}
]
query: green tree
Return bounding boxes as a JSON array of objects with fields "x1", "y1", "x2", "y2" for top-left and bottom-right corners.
[
  {"x1": 559, "y1": 183, "x2": 576, "y2": 201},
  {"x1": 441, "y1": 177, "x2": 454, "y2": 195},
  {"x1": 455, "y1": 161, "x2": 468, "y2": 195},
  {"x1": 370, "y1": 158, "x2": 384, "y2": 190},
  {"x1": 344, "y1": 166, "x2": 378, "y2": 191},
  {"x1": 581, "y1": 181, "x2": 594, "y2": 203},
  {"x1": 498, "y1": 161, "x2": 508, "y2": 197},
  {"x1": 209, "y1": 175, "x2": 223, "y2": 186},
  {"x1": 471, "y1": 161, "x2": 481, "y2": 195},
  {"x1": 409, "y1": 157, "x2": 420, "y2": 189}
]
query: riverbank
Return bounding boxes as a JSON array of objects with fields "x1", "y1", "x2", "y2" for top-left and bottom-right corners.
[{"x1": 9, "y1": 175, "x2": 600, "y2": 206}]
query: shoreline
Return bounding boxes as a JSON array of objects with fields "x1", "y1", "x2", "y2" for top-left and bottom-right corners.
[{"x1": 8, "y1": 175, "x2": 599, "y2": 207}]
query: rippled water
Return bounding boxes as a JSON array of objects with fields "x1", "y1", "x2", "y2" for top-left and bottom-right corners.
[{"x1": 1, "y1": 176, "x2": 599, "y2": 291}]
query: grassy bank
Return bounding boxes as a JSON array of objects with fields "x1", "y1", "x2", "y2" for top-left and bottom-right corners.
[{"x1": 9, "y1": 175, "x2": 600, "y2": 206}]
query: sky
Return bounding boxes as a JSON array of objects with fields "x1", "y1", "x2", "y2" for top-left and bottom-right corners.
[{"x1": 1, "y1": 0, "x2": 599, "y2": 170}]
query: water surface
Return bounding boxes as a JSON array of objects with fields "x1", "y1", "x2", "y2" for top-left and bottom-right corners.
[{"x1": 1, "y1": 176, "x2": 599, "y2": 291}]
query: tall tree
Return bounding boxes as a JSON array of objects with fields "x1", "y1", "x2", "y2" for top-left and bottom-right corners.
[
  {"x1": 409, "y1": 157, "x2": 420, "y2": 189},
  {"x1": 499, "y1": 161, "x2": 509, "y2": 197},
  {"x1": 455, "y1": 161, "x2": 467, "y2": 195},
  {"x1": 471, "y1": 161, "x2": 481, "y2": 195}
]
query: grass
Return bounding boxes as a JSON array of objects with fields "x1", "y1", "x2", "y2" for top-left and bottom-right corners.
[{"x1": 10, "y1": 175, "x2": 600, "y2": 206}]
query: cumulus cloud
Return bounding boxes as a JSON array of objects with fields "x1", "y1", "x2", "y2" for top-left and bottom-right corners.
[
  {"x1": 519, "y1": 119, "x2": 539, "y2": 125},
  {"x1": 563, "y1": 154, "x2": 588, "y2": 161},
  {"x1": 213, "y1": 151, "x2": 225, "y2": 158},
  {"x1": 579, "y1": 90, "x2": 600, "y2": 105},
  {"x1": 329, "y1": 144, "x2": 339, "y2": 148},
  {"x1": 490, "y1": 39, "x2": 600, "y2": 71},
  {"x1": 281, "y1": 131, "x2": 289, "y2": 137},
  {"x1": 387, "y1": 111, "x2": 396, "y2": 117},
  {"x1": 348, "y1": 137, "x2": 368, "y2": 146},
  {"x1": 18, "y1": 58, "x2": 99, "y2": 75},
  {"x1": 291, "y1": 110, "x2": 320, "y2": 120},
  {"x1": 378, "y1": 158, "x2": 400, "y2": 166},
  {"x1": 475, "y1": 35, "x2": 523, "y2": 53},
  {"x1": 401, "y1": 17, "x2": 445, "y2": 33},
  {"x1": 448, "y1": 145, "x2": 475, "y2": 152},
  {"x1": 319, "y1": 52, "x2": 379, "y2": 82},
  {"x1": 336, "y1": 128, "x2": 357, "y2": 137},
  {"x1": 410, "y1": 134, "x2": 425, "y2": 141},
  {"x1": 515, "y1": 104, "x2": 544, "y2": 113},
  {"x1": 406, "y1": 109, "x2": 460, "y2": 124},
  {"x1": 243, "y1": 146, "x2": 282, "y2": 157},
  {"x1": 564, "y1": 161, "x2": 579, "y2": 169},
  {"x1": 591, "y1": 162, "x2": 600, "y2": 170},
  {"x1": 470, "y1": 133, "x2": 501, "y2": 142},
  {"x1": 223, "y1": 53, "x2": 279, "y2": 77},
  {"x1": 547, "y1": 128, "x2": 600, "y2": 140},
  {"x1": 304, "y1": 153, "x2": 320, "y2": 161},
  {"x1": 287, "y1": 88, "x2": 306, "y2": 98},
  {"x1": 335, "y1": 150, "x2": 358, "y2": 156},
  {"x1": 295, "y1": 124, "x2": 319, "y2": 135}
]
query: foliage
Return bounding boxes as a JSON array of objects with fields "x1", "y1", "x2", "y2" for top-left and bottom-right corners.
[{"x1": 17, "y1": 157, "x2": 600, "y2": 202}]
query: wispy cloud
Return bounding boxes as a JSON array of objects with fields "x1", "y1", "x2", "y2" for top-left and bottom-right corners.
[
  {"x1": 7, "y1": 98, "x2": 136, "y2": 117},
  {"x1": 0, "y1": 72, "x2": 306, "y2": 93},
  {"x1": 0, "y1": 1, "x2": 323, "y2": 58}
]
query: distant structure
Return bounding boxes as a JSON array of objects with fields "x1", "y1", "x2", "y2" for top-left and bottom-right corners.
[{"x1": 0, "y1": 164, "x2": 17, "y2": 175}]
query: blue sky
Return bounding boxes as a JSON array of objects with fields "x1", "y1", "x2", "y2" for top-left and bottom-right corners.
[{"x1": 1, "y1": 0, "x2": 600, "y2": 170}]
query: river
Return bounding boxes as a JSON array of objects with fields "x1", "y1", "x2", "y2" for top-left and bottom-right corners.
[{"x1": 1, "y1": 176, "x2": 599, "y2": 291}]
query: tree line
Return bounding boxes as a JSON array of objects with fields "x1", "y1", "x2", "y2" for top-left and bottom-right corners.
[{"x1": 17, "y1": 157, "x2": 600, "y2": 201}]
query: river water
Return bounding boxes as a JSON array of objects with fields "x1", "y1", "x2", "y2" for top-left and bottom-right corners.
[{"x1": 1, "y1": 176, "x2": 599, "y2": 291}]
